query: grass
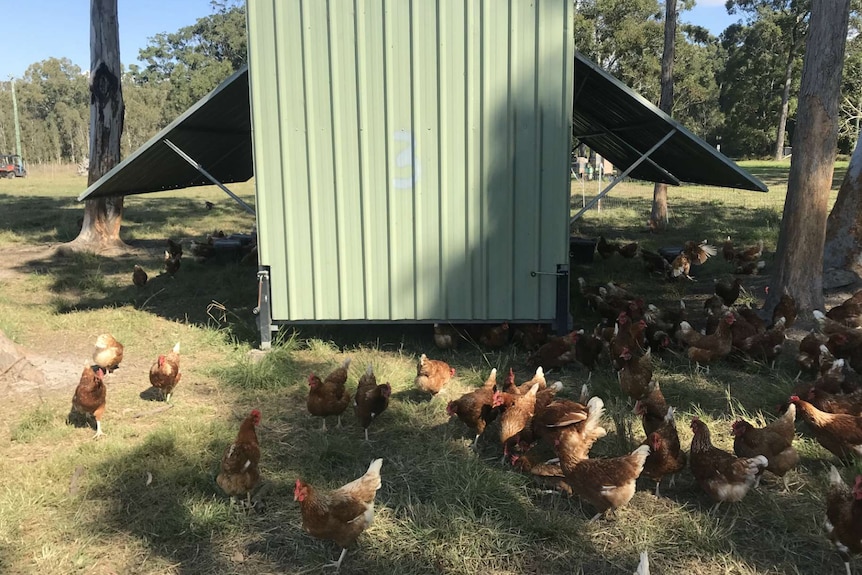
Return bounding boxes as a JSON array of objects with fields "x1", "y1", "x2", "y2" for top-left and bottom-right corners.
[{"x1": 0, "y1": 162, "x2": 853, "y2": 574}]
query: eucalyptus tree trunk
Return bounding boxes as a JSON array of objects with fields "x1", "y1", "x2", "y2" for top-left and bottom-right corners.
[
  {"x1": 765, "y1": 0, "x2": 850, "y2": 320},
  {"x1": 65, "y1": 0, "x2": 126, "y2": 252},
  {"x1": 773, "y1": 14, "x2": 805, "y2": 162},
  {"x1": 649, "y1": 0, "x2": 676, "y2": 231},
  {"x1": 824, "y1": 130, "x2": 862, "y2": 277}
]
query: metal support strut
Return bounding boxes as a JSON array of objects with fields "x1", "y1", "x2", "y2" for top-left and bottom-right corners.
[
  {"x1": 569, "y1": 129, "x2": 677, "y2": 225},
  {"x1": 163, "y1": 138, "x2": 256, "y2": 216}
]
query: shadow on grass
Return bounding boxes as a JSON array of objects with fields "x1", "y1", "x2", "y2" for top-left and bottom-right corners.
[
  {"x1": 82, "y1": 430, "x2": 238, "y2": 574},
  {"x1": 1, "y1": 192, "x2": 260, "y2": 343}
]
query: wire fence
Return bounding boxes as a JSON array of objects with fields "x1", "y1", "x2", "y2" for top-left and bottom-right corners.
[{"x1": 569, "y1": 176, "x2": 789, "y2": 216}]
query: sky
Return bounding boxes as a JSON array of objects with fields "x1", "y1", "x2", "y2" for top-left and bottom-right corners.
[
  {"x1": 0, "y1": 0, "x2": 218, "y2": 79},
  {"x1": 0, "y1": 0, "x2": 741, "y2": 80}
]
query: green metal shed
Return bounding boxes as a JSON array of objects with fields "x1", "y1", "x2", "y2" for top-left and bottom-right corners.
[
  {"x1": 78, "y1": 3, "x2": 767, "y2": 348},
  {"x1": 247, "y1": 0, "x2": 575, "y2": 338}
]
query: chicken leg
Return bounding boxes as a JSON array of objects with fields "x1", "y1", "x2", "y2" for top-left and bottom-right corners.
[
  {"x1": 324, "y1": 547, "x2": 349, "y2": 570},
  {"x1": 92, "y1": 419, "x2": 104, "y2": 440}
]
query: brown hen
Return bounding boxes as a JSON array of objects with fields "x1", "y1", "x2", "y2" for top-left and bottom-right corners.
[
  {"x1": 294, "y1": 458, "x2": 383, "y2": 571},
  {"x1": 71, "y1": 364, "x2": 107, "y2": 439},
  {"x1": 149, "y1": 342, "x2": 181, "y2": 403},
  {"x1": 307, "y1": 358, "x2": 352, "y2": 431},
  {"x1": 216, "y1": 409, "x2": 262, "y2": 508}
]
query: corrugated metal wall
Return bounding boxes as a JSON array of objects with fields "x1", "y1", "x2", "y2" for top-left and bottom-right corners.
[{"x1": 248, "y1": 0, "x2": 573, "y2": 322}]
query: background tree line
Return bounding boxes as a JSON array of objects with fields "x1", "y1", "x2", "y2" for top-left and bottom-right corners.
[{"x1": 0, "y1": 0, "x2": 860, "y2": 165}]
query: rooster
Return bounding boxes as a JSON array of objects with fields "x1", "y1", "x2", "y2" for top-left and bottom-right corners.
[
  {"x1": 689, "y1": 418, "x2": 768, "y2": 508},
  {"x1": 354, "y1": 365, "x2": 391, "y2": 442},
  {"x1": 295, "y1": 459, "x2": 383, "y2": 571},
  {"x1": 308, "y1": 358, "x2": 352, "y2": 431},
  {"x1": 71, "y1": 364, "x2": 106, "y2": 439},
  {"x1": 825, "y1": 465, "x2": 862, "y2": 575},
  {"x1": 149, "y1": 342, "x2": 181, "y2": 403},
  {"x1": 216, "y1": 409, "x2": 262, "y2": 509},
  {"x1": 132, "y1": 265, "x2": 148, "y2": 287},
  {"x1": 93, "y1": 333, "x2": 124, "y2": 373}
]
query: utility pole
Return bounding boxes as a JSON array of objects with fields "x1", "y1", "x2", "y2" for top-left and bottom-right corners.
[{"x1": 11, "y1": 78, "x2": 21, "y2": 157}]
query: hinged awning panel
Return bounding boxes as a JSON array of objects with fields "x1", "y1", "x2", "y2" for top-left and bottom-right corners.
[
  {"x1": 573, "y1": 52, "x2": 767, "y2": 192},
  {"x1": 78, "y1": 66, "x2": 253, "y2": 201}
]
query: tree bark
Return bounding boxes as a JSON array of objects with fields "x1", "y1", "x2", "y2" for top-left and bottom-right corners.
[
  {"x1": 65, "y1": 0, "x2": 126, "y2": 253},
  {"x1": 765, "y1": 0, "x2": 850, "y2": 319},
  {"x1": 772, "y1": 15, "x2": 803, "y2": 162},
  {"x1": 649, "y1": 0, "x2": 676, "y2": 231},
  {"x1": 824, "y1": 130, "x2": 862, "y2": 277}
]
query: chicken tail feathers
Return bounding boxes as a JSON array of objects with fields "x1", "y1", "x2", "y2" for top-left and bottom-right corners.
[
  {"x1": 366, "y1": 457, "x2": 383, "y2": 477},
  {"x1": 585, "y1": 396, "x2": 605, "y2": 431}
]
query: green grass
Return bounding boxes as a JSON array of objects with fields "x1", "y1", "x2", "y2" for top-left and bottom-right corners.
[{"x1": 0, "y1": 164, "x2": 855, "y2": 574}]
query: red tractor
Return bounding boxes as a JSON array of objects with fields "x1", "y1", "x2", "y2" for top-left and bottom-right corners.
[{"x1": 0, "y1": 155, "x2": 27, "y2": 178}]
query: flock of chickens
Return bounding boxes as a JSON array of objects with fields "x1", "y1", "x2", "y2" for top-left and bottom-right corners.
[
  {"x1": 268, "y1": 231, "x2": 862, "y2": 573},
  {"x1": 547, "y1": 235, "x2": 862, "y2": 575},
  {"x1": 70, "y1": 335, "x2": 181, "y2": 439},
  {"x1": 401, "y1": 235, "x2": 862, "y2": 574},
  {"x1": 70, "y1": 232, "x2": 862, "y2": 573},
  {"x1": 131, "y1": 234, "x2": 257, "y2": 288}
]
